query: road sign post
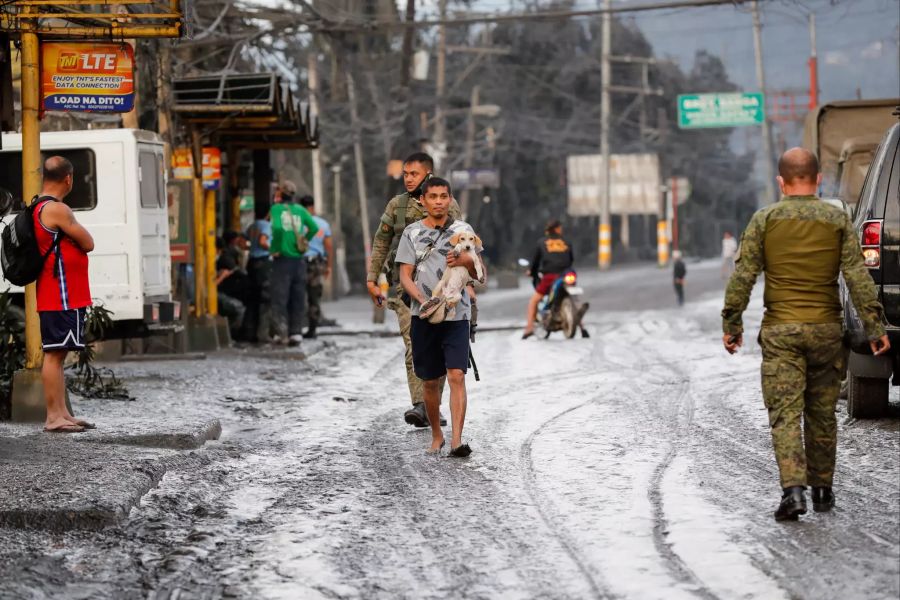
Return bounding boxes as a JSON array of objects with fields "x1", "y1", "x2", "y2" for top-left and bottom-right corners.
[{"x1": 677, "y1": 93, "x2": 765, "y2": 129}]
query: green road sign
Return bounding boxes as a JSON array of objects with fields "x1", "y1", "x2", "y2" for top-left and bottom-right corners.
[{"x1": 677, "y1": 92, "x2": 765, "y2": 128}]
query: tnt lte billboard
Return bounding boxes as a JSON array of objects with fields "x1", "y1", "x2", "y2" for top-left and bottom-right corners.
[{"x1": 41, "y1": 43, "x2": 135, "y2": 113}]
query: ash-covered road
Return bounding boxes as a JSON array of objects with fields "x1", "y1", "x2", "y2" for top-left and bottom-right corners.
[{"x1": 1, "y1": 261, "x2": 898, "y2": 599}]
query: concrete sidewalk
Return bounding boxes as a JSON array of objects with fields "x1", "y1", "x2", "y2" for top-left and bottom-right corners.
[{"x1": 0, "y1": 417, "x2": 220, "y2": 530}]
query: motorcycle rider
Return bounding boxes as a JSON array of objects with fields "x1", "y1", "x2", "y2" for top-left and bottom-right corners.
[{"x1": 522, "y1": 219, "x2": 586, "y2": 339}]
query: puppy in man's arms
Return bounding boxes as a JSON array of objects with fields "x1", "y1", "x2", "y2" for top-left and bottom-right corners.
[{"x1": 419, "y1": 231, "x2": 484, "y2": 323}]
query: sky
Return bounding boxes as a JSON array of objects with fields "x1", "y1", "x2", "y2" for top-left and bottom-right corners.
[{"x1": 413, "y1": 0, "x2": 900, "y2": 103}]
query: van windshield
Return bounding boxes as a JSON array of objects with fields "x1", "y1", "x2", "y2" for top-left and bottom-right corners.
[{"x1": 0, "y1": 149, "x2": 97, "y2": 212}]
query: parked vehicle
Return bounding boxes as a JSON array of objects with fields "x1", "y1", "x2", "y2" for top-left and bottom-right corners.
[
  {"x1": 0, "y1": 128, "x2": 177, "y2": 337},
  {"x1": 803, "y1": 98, "x2": 900, "y2": 211},
  {"x1": 841, "y1": 116, "x2": 900, "y2": 418}
]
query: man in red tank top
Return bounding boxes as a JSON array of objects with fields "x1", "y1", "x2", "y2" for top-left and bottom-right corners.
[{"x1": 35, "y1": 156, "x2": 95, "y2": 433}]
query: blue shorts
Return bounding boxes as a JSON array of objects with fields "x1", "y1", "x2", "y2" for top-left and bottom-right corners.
[
  {"x1": 39, "y1": 307, "x2": 87, "y2": 351},
  {"x1": 410, "y1": 318, "x2": 470, "y2": 381}
]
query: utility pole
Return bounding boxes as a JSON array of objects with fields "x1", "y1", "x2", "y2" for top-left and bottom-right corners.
[
  {"x1": 432, "y1": 0, "x2": 448, "y2": 173},
  {"x1": 308, "y1": 51, "x2": 324, "y2": 215},
  {"x1": 752, "y1": 0, "x2": 777, "y2": 206},
  {"x1": 460, "y1": 85, "x2": 480, "y2": 220},
  {"x1": 808, "y1": 12, "x2": 818, "y2": 110},
  {"x1": 598, "y1": 0, "x2": 612, "y2": 270},
  {"x1": 346, "y1": 72, "x2": 372, "y2": 268},
  {"x1": 19, "y1": 10, "x2": 41, "y2": 372}
]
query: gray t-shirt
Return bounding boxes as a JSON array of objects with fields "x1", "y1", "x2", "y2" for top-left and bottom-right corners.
[{"x1": 395, "y1": 219, "x2": 482, "y2": 321}]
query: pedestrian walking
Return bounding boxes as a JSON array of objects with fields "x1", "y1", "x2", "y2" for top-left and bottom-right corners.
[
  {"x1": 722, "y1": 147, "x2": 890, "y2": 522},
  {"x1": 672, "y1": 250, "x2": 686, "y2": 306},
  {"x1": 396, "y1": 177, "x2": 484, "y2": 456},
  {"x1": 244, "y1": 206, "x2": 273, "y2": 343},
  {"x1": 298, "y1": 195, "x2": 332, "y2": 340},
  {"x1": 34, "y1": 156, "x2": 96, "y2": 433},
  {"x1": 366, "y1": 152, "x2": 461, "y2": 427},
  {"x1": 269, "y1": 180, "x2": 319, "y2": 346},
  {"x1": 721, "y1": 231, "x2": 737, "y2": 279}
]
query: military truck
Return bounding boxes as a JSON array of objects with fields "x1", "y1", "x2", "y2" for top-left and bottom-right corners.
[{"x1": 803, "y1": 98, "x2": 900, "y2": 212}]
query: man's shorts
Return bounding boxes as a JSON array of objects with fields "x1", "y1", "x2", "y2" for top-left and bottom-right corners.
[
  {"x1": 410, "y1": 318, "x2": 470, "y2": 380},
  {"x1": 39, "y1": 307, "x2": 87, "y2": 351},
  {"x1": 535, "y1": 273, "x2": 561, "y2": 296}
]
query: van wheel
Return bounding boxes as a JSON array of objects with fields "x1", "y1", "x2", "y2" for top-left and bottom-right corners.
[{"x1": 847, "y1": 371, "x2": 889, "y2": 418}]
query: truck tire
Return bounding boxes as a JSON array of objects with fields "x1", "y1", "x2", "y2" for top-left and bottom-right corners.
[{"x1": 847, "y1": 371, "x2": 889, "y2": 418}]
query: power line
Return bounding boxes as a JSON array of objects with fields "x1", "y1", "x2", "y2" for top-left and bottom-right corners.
[{"x1": 283, "y1": 0, "x2": 761, "y2": 33}]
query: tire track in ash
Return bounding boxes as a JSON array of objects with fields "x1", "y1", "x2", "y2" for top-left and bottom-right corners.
[
  {"x1": 518, "y1": 395, "x2": 614, "y2": 600},
  {"x1": 643, "y1": 359, "x2": 718, "y2": 600}
]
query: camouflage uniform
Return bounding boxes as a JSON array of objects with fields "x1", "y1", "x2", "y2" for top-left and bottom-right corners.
[
  {"x1": 368, "y1": 191, "x2": 462, "y2": 405},
  {"x1": 305, "y1": 257, "x2": 326, "y2": 328},
  {"x1": 722, "y1": 195, "x2": 885, "y2": 489}
]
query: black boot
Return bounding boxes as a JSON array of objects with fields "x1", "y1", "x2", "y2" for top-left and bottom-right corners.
[
  {"x1": 811, "y1": 487, "x2": 835, "y2": 512},
  {"x1": 403, "y1": 403, "x2": 448, "y2": 427},
  {"x1": 774, "y1": 486, "x2": 807, "y2": 522},
  {"x1": 302, "y1": 318, "x2": 318, "y2": 339}
]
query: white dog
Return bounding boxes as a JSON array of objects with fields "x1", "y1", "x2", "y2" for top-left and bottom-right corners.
[{"x1": 420, "y1": 231, "x2": 483, "y2": 323}]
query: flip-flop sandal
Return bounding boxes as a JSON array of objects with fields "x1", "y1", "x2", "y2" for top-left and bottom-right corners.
[
  {"x1": 449, "y1": 443, "x2": 472, "y2": 458},
  {"x1": 43, "y1": 424, "x2": 85, "y2": 434},
  {"x1": 73, "y1": 421, "x2": 96, "y2": 429}
]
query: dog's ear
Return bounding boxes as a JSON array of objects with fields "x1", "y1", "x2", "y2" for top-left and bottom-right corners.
[
  {"x1": 449, "y1": 233, "x2": 461, "y2": 246},
  {"x1": 473, "y1": 235, "x2": 483, "y2": 249}
]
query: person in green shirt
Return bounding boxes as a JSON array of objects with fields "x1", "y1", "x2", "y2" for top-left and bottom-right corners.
[{"x1": 269, "y1": 180, "x2": 319, "y2": 346}]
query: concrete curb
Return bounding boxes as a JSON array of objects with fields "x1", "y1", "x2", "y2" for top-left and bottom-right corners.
[
  {"x1": 76, "y1": 418, "x2": 223, "y2": 450},
  {"x1": 0, "y1": 420, "x2": 222, "y2": 531}
]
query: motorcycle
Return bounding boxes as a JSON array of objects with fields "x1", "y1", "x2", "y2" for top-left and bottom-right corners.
[{"x1": 519, "y1": 260, "x2": 589, "y2": 339}]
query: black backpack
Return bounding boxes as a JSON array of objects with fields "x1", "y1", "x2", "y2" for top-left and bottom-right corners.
[{"x1": 1, "y1": 196, "x2": 61, "y2": 286}]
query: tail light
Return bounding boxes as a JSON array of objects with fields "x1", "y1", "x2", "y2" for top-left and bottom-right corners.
[
  {"x1": 861, "y1": 220, "x2": 882, "y2": 269},
  {"x1": 563, "y1": 272, "x2": 577, "y2": 285}
]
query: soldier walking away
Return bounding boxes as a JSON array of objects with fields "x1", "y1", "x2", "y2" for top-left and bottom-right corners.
[
  {"x1": 34, "y1": 157, "x2": 96, "y2": 433},
  {"x1": 298, "y1": 195, "x2": 333, "y2": 340},
  {"x1": 396, "y1": 177, "x2": 485, "y2": 456},
  {"x1": 722, "y1": 147, "x2": 890, "y2": 522},
  {"x1": 366, "y1": 152, "x2": 458, "y2": 427},
  {"x1": 721, "y1": 231, "x2": 737, "y2": 279},
  {"x1": 672, "y1": 251, "x2": 686, "y2": 306},
  {"x1": 269, "y1": 180, "x2": 319, "y2": 346}
]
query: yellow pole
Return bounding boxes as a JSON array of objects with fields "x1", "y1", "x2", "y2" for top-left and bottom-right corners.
[
  {"x1": 657, "y1": 220, "x2": 669, "y2": 267},
  {"x1": 20, "y1": 25, "x2": 42, "y2": 370},
  {"x1": 192, "y1": 175, "x2": 206, "y2": 316},
  {"x1": 204, "y1": 188, "x2": 217, "y2": 316},
  {"x1": 597, "y1": 223, "x2": 611, "y2": 270}
]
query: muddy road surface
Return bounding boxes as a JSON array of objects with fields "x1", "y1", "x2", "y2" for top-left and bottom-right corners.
[{"x1": 1, "y1": 261, "x2": 897, "y2": 599}]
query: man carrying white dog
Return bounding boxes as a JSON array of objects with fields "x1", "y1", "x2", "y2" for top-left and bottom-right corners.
[{"x1": 396, "y1": 178, "x2": 485, "y2": 457}]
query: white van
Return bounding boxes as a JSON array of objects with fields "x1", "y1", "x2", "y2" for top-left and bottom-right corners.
[{"x1": 0, "y1": 128, "x2": 175, "y2": 334}]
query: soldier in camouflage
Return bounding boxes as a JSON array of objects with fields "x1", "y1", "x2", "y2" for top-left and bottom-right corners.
[
  {"x1": 722, "y1": 147, "x2": 890, "y2": 522},
  {"x1": 366, "y1": 152, "x2": 462, "y2": 427}
]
